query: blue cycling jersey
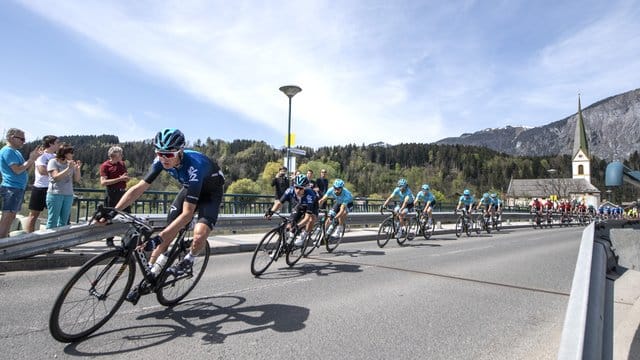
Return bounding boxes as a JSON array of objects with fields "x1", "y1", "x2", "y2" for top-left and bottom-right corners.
[
  {"x1": 490, "y1": 198, "x2": 502, "y2": 207},
  {"x1": 479, "y1": 197, "x2": 491, "y2": 206},
  {"x1": 415, "y1": 190, "x2": 435, "y2": 205},
  {"x1": 144, "y1": 149, "x2": 224, "y2": 204},
  {"x1": 458, "y1": 195, "x2": 475, "y2": 207},
  {"x1": 323, "y1": 187, "x2": 353, "y2": 205},
  {"x1": 279, "y1": 186, "x2": 318, "y2": 212},
  {"x1": 390, "y1": 187, "x2": 414, "y2": 204}
]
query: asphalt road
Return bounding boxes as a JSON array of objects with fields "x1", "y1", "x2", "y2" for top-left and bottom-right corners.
[{"x1": 0, "y1": 226, "x2": 584, "y2": 359}]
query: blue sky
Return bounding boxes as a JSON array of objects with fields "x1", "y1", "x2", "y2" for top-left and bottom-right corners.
[{"x1": 1, "y1": 0, "x2": 639, "y2": 149}]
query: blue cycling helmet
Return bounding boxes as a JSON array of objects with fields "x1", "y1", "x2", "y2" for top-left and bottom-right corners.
[
  {"x1": 463, "y1": 189, "x2": 471, "y2": 196},
  {"x1": 333, "y1": 179, "x2": 345, "y2": 189},
  {"x1": 421, "y1": 184, "x2": 430, "y2": 191},
  {"x1": 483, "y1": 192, "x2": 489, "y2": 199},
  {"x1": 154, "y1": 128, "x2": 185, "y2": 151},
  {"x1": 490, "y1": 193, "x2": 497, "y2": 198},
  {"x1": 397, "y1": 178, "x2": 408, "y2": 187},
  {"x1": 294, "y1": 174, "x2": 309, "y2": 187}
]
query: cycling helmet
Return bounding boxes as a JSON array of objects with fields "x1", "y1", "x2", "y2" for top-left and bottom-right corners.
[
  {"x1": 154, "y1": 128, "x2": 185, "y2": 151},
  {"x1": 397, "y1": 178, "x2": 408, "y2": 187},
  {"x1": 294, "y1": 174, "x2": 309, "y2": 187},
  {"x1": 490, "y1": 193, "x2": 497, "y2": 198},
  {"x1": 421, "y1": 184, "x2": 430, "y2": 191},
  {"x1": 333, "y1": 179, "x2": 345, "y2": 189},
  {"x1": 463, "y1": 189, "x2": 471, "y2": 196},
  {"x1": 483, "y1": 192, "x2": 489, "y2": 199}
]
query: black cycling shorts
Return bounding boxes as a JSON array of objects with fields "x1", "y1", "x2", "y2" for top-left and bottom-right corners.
[{"x1": 167, "y1": 184, "x2": 223, "y2": 230}]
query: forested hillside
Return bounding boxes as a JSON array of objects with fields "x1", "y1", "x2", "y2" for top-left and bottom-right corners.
[{"x1": 13, "y1": 135, "x2": 640, "y2": 202}]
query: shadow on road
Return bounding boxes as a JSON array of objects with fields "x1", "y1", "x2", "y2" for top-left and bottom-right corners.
[{"x1": 63, "y1": 295, "x2": 309, "y2": 355}]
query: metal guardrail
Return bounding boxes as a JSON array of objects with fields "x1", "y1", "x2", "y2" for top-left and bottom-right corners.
[
  {"x1": 0, "y1": 212, "x2": 534, "y2": 261},
  {"x1": 557, "y1": 220, "x2": 640, "y2": 360}
]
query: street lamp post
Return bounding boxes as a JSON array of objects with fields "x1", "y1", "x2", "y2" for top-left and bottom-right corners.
[
  {"x1": 547, "y1": 168, "x2": 558, "y2": 200},
  {"x1": 279, "y1": 85, "x2": 302, "y2": 176}
]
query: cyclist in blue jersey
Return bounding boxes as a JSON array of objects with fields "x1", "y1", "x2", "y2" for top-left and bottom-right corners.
[
  {"x1": 415, "y1": 184, "x2": 436, "y2": 226},
  {"x1": 266, "y1": 173, "x2": 318, "y2": 246},
  {"x1": 455, "y1": 189, "x2": 475, "y2": 214},
  {"x1": 477, "y1": 193, "x2": 492, "y2": 218},
  {"x1": 105, "y1": 128, "x2": 225, "y2": 301},
  {"x1": 381, "y1": 178, "x2": 415, "y2": 235},
  {"x1": 318, "y1": 179, "x2": 353, "y2": 238},
  {"x1": 489, "y1": 193, "x2": 502, "y2": 219}
]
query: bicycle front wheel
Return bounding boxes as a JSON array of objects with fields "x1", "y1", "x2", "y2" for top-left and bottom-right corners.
[
  {"x1": 157, "y1": 238, "x2": 210, "y2": 307},
  {"x1": 285, "y1": 232, "x2": 305, "y2": 267},
  {"x1": 377, "y1": 217, "x2": 394, "y2": 248},
  {"x1": 251, "y1": 228, "x2": 281, "y2": 276},
  {"x1": 421, "y1": 217, "x2": 434, "y2": 240},
  {"x1": 325, "y1": 221, "x2": 343, "y2": 253},
  {"x1": 303, "y1": 222, "x2": 324, "y2": 257},
  {"x1": 455, "y1": 217, "x2": 463, "y2": 238},
  {"x1": 49, "y1": 250, "x2": 135, "y2": 343}
]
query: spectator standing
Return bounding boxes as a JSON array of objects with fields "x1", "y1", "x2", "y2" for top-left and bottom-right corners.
[
  {"x1": 306, "y1": 169, "x2": 319, "y2": 195},
  {"x1": 26, "y1": 135, "x2": 59, "y2": 233},
  {"x1": 99, "y1": 146, "x2": 130, "y2": 246},
  {"x1": 0, "y1": 128, "x2": 40, "y2": 238},
  {"x1": 271, "y1": 166, "x2": 289, "y2": 200},
  {"x1": 46, "y1": 143, "x2": 81, "y2": 229},
  {"x1": 316, "y1": 168, "x2": 329, "y2": 197}
]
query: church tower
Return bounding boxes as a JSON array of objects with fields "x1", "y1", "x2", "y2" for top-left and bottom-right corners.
[{"x1": 572, "y1": 95, "x2": 591, "y2": 183}]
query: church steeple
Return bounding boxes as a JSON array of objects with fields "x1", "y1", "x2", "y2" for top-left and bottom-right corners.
[
  {"x1": 572, "y1": 94, "x2": 591, "y2": 183},
  {"x1": 572, "y1": 95, "x2": 589, "y2": 158}
]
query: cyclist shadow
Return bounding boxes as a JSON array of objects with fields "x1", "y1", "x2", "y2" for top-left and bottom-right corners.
[
  {"x1": 259, "y1": 261, "x2": 363, "y2": 279},
  {"x1": 65, "y1": 295, "x2": 309, "y2": 355},
  {"x1": 400, "y1": 241, "x2": 442, "y2": 248},
  {"x1": 324, "y1": 248, "x2": 386, "y2": 257}
]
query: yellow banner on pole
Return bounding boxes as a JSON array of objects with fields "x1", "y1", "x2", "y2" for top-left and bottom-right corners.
[{"x1": 285, "y1": 133, "x2": 296, "y2": 147}]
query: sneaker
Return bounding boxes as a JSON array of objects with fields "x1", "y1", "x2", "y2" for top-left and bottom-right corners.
[
  {"x1": 167, "y1": 257, "x2": 193, "y2": 276},
  {"x1": 294, "y1": 234, "x2": 305, "y2": 247}
]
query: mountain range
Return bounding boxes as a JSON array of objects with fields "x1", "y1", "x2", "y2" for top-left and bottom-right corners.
[{"x1": 435, "y1": 88, "x2": 640, "y2": 161}]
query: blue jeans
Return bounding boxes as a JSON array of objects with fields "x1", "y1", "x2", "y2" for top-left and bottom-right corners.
[
  {"x1": 46, "y1": 193, "x2": 74, "y2": 229},
  {"x1": 0, "y1": 186, "x2": 26, "y2": 212}
]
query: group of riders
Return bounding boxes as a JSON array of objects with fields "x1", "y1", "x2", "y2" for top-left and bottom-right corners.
[{"x1": 529, "y1": 197, "x2": 597, "y2": 226}]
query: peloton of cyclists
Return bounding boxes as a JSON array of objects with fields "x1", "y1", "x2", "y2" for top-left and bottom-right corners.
[
  {"x1": 318, "y1": 179, "x2": 354, "y2": 238},
  {"x1": 381, "y1": 178, "x2": 415, "y2": 237},
  {"x1": 265, "y1": 174, "x2": 319, "y2": 247}
]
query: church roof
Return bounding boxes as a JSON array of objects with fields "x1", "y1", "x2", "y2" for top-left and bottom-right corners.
[{"x1": 506, "y1": 178, "x2": 600, "y2": 198}]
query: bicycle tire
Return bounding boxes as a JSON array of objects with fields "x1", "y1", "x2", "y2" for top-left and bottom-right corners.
[
  {"x1": 325, "y1": 219, "x2": 343, "y2": 253},
  {"x1": 285, "y1": 231, "x2": 305, "y2": 267},
  {"x1": 49, "y1": 250, "x2": 135, "y2": 343},
  {"x1": 250, "y1": 227, "x2": 281, "y2": 276},
  {"x1": 420, "y1": 216, "x2": 434, "y2": 240},
  {"x1": 474, "y1": 217, "x2": 481, "y2": 235},
  {"x1": 483, "y1": 216, "x2": 491, "y2": 234},
  {"x1": 303, "y1": 221, "x2": 324, "y2": 257},
  {"x1": 377, "y1": 217, "x2": 394, "y2": 248},
  {"x1": 397, "y1": 218, "x2": 415, "y2": 245},
  {"x1": 455, "y1": 217, "x2": 463, "y2": 238},
  {"x1": 156, "y1": 238, "x2": 210, "y2": 307}
]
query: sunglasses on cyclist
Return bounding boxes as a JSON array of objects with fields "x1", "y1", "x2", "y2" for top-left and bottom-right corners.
[
  {"x1": 333, "y1": 186, "x2": 342, "y2": 191},
  {"x1": 155, "y1": 150, "x2": 181, "y2": 159},
  {"x1": 294, "y1": 186, "x2": 305, "y2": 190}
]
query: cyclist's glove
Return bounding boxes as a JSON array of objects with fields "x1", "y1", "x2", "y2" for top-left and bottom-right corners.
[
  {"x1": 264, "y1": 209, "x2": 274, "y2": 218},
  {"x1": 144, "y1": 235, "x2": 163, "y2": 252},
  {"x1": 95, "y1": 207, "x2": 117, "y2": 222},
  {"x1": 379, "y1": 205, "x2": 385, "y2": 213}
]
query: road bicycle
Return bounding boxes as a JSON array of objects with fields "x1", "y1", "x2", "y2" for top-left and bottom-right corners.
[
  {"x1": 475, "y1": 212, "x2": 492, "y2": 234},
  {"x1": 531, "y1": 208, "x2": 544, "y2": 229},
  {"x1": 491, "y1": 210, "x2": 502, "y2": 231},
  {"x1": 303, "y1": 209, "x2": 346, "y2": 256},
  {"x1": 49, "y1": 206, "x2": 209, "y2": 343},
  {"x1": 454, "y1": 208, "x2": 477, "y2": 237},
  {"x1": 250, "y1": 212, "x2": 305, "y2": 276},
  {"x1": 417, "y1": 211, "x2": 435, "y2": 240},
  {"x1": 377, "y1": 208, "x2": 417, "y2": 247}
]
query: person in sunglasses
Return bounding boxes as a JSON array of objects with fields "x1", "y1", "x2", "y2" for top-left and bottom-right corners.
[
  {"x1": 381, "y1": 178, "x2": 415, "y2": 237},
  {"x1": 318, "y1": 179, "x2": 353, "y2": 238},
  {"x1": 106, "y1": 128, "x2": 224, "y2": 302},
  {"x1": 0, "y1": 128, "x2": 41, "y2": 238},
  {"x1": 265, "y1": 173, "x2": 318, "y2": 247}
]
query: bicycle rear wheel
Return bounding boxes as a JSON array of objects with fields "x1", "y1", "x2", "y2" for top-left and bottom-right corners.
[
  {"x1": 325, "y1": 220, "x2": 343, "y2": 253},
  {"x1": 49, "y1": 250, "x2": 135, "y2": 343},
  {"x1": 285, "y1": 231, "x2": 305, "y2": 267},
  {"x1": 377, "y1": 217, "x2": 394, "y2": 248},
  {"x1": 303, "y1": 221, "x2": 324, "y2": 257},
  {"x1": 251, "y1": 228, "x2": 281, "y2": 276},
  {"x1": 156, "y1": 237, "x2": 210, "y2": 307}
]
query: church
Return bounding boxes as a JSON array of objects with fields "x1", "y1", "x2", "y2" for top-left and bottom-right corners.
[{"x1": 505, "y1": 96, "x2": 601, "y2": 208}]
